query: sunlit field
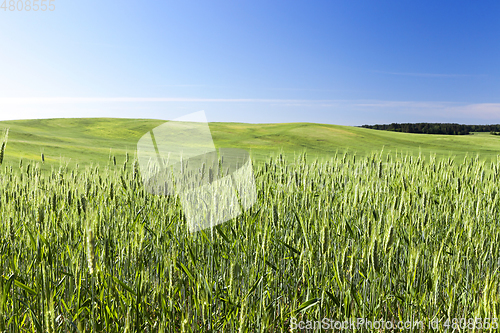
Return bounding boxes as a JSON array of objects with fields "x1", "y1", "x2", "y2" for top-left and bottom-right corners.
[{"x1": 1, "y1": 150, "x2": 500, "y2": 331}]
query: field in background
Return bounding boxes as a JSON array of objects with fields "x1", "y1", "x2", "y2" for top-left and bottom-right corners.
[{"x1": 1, "y1": 118, "x2": 500, "y2": 170}]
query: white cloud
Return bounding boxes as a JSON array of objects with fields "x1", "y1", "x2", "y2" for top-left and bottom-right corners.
[
  {"x1": 0, "y1": 97, "x2": 329, "y2": 104},
  {"x1": 0, "y1": 97, "x2": 499, "y2": 124},
  {"x1": 443, "y1": 103, "x2": 500, "y2": 120},
  {"x1": 371, "y1": 70, "x2": 485, "y2": 78},
  {"x1": 353, "y1": 101, "x2": 457, "y2": 109}
]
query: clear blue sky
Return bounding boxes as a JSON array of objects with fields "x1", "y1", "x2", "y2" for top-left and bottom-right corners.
[{"x1": 1, "y1": 0, "x2": 499, "y2": 125}]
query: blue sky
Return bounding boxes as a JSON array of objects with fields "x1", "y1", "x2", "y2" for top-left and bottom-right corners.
[{"x1": 1, "y1": 0, "x2": 499, "y2": 125}]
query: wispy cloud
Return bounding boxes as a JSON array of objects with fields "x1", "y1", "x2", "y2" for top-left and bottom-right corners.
[
  {"x1": 0, "y1": 97, "x2": 337, "y2": 104},
  {"x1": 152, "y1": 84, "x2": 208, "y2": 88},
  {"x1": 353, "y1": 100, "x2": 500, "y2": 120},
  {"x1": 266, "y1": 87, "x2": 356, "y2": 92},
  {"x1": 371, "y1": 70, "x2": 485, "y2": 78},
  {"x1": 443, "y1": 103, "x2": 500, "y2": 120},
  {"x1": 354, "y1": 100, "x2": 457, "y2": 108},
  {"x1": 1, "y1": 97, "x2": 499, "y2": 123}
]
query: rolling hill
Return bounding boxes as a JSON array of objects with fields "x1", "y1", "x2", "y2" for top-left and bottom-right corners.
[{"x1": 1, "y1": 118, "x2": 500, "y2": 170}]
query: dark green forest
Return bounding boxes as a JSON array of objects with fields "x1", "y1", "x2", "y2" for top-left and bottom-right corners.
[{"x1": 361, "y1": 123, "x2": 500, "y2": 135}]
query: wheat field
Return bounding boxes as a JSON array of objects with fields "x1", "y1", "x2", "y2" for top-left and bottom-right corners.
[{"x1": 0, "y1": 151, "x2": 499, "y2": 332}]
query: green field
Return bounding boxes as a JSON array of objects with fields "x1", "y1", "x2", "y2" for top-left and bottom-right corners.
[
  {"x1": 1, "y1": 118, "x2": 500, "y2": 331},
  {"x1": 1, "y1": 118, "x2": 500, "y2": 169},
  {"x1": 1, "y1": 150, "x2": 500, "y2": 331}
]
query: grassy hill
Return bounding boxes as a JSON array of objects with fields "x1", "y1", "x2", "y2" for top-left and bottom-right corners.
[{"x1": 1, "y1": 118, "x2": 500, "y2": 169}]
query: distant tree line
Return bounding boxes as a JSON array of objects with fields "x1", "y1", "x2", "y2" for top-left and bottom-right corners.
[{"x1": 360, "y1": 123, "x2": 500, "y2": 135}]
